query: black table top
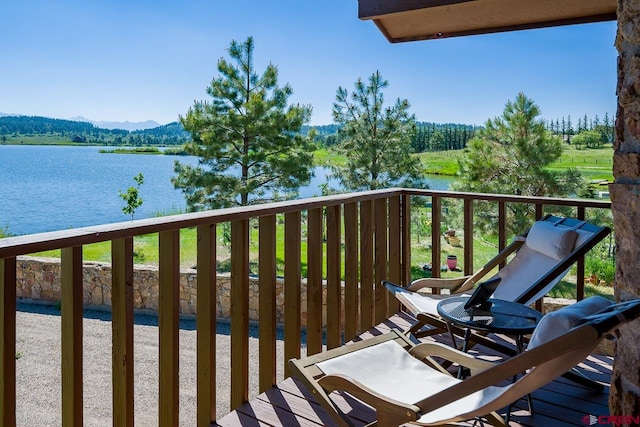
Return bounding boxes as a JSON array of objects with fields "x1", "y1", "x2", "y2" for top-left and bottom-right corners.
[{"x1": 437, "y1": 296, "x2": 542, "y2": 335}]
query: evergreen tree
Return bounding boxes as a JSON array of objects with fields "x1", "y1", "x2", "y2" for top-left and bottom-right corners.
[
  {"x1": 567, "y1": 115, "x2": 574, "y2": 138},
  {"x1": 430, "y1": 130, "x2": 445, "y2": 151},
  {"x1": 453, "y1": 93, "x2": 584, "y2": 233},
  {"x1": 173, "y1": 37, "x2": 315, "y2": 210},
  {"x1": 603, "y1": 112, "x2": 613, "y2": 143},
  {"x1": 331, "y1": 71, "x2": 424, "y2": 191}
]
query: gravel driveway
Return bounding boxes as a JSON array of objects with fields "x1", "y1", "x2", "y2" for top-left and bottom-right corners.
[{"x1": 15, "y1": 302, "x2": 285, "y2": 426}]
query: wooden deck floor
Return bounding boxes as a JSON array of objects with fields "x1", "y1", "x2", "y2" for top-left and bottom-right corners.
[{"x1": 215, "y1": 312, "x2": 614, "y2": 426}]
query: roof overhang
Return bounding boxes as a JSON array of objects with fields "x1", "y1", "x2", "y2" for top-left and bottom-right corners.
[{"x1": 358, "y1": 0, "x2": 617, "y2": 43}]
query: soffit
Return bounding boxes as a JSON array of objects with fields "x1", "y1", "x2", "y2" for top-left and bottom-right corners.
[{"x1": 358, "y1": 0, "x2": 617, "y2": 42}]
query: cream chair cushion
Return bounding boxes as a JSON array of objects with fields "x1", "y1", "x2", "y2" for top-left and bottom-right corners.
[
  {"x1": 525, "y1": 221, "x2": 578, "y2": 260},
  {"x1": 528, "y1": 296, "x2": 613, "y2": 349}
]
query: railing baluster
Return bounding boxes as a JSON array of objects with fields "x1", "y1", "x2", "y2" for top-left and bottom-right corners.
[
  {"x1": 463, "y1": 199, "x2": 474, "y2": 275},
  {"x1": 230, "y1": 220, "x2": 249, "y2": 409},
  {"x1": 533, "y1": 205, "x2": 546, "y2": 311},
  {"x1": 258, "y1": 216, "x2": 277, "y2": 391},
  {"x1": 196, "y1": 225, "x2": 216, "y2": 425},
  {"x1": 374, "y1": 198, "x2": 388, "y2": 324},
  {"x1": 0, "y1": 257, "x2": 16, "y2": 427},
  {"x1": 112, "y1": 238, "x2": 134, "y2": 427},
  {"x1": 535, "y1": 203, "x2": 544, "y2": 220},
  {"x1": 431, "y1": 196, "x2": 442, "y2": 281},
  {"x1": 388, "y1": 196, "x2": 401, "y2": 317},
  {"x1": 344, "y1": 202, "x2": 359, "y2": 342},
  {"x1": 306, "y1": 209, "x2": 323, "y2": 355},
  {"x1": 360, "y1": 200, "x2": 374, "y2": 332},
  {"x1": 326, "y1": 205, "x2": 342, "y2": 349},
  {"x1": 284, "y1": 212, "x2": 301, "y2": 375},
  {"x1": 401, "y1": 194, "x2": 411, "y2": 286},
  {"x1": 576, "y1": 206, "x2": 586, "y2": 301},
  {"x1": 61, "y1": 246, "x2": 83, "y2": 427},
  {"x1": 498, "y1": 201, "x2": 507, "y2": 268},
  {"x1": 158, "y1": 230, "x2": 180, "y2": 426}
]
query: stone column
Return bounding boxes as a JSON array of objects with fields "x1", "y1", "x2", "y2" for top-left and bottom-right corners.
[{"x1": 610, "y1": 0, "x2": 640, "y2": 418}]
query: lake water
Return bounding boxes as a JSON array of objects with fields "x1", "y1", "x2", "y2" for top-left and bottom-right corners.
[{"x1": 0, "y1": 145, "x2": 452, "y2": 235}]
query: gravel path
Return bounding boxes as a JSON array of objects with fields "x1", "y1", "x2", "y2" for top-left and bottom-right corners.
[{"x1": 15, "y1": 302, "x2": 285, "y2": 426}]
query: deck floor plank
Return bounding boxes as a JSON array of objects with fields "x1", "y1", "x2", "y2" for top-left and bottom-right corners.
[
  {"x1": 215, "y1": 313, "x2": 614, "y2": 426},
  {"x1": 233, "y1": 394, "x2": 324, "y2": 427}
]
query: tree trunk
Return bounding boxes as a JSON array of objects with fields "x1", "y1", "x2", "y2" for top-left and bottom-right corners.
[{"x1": 610, "y1": 0, "x2": 640, "y2": 419}]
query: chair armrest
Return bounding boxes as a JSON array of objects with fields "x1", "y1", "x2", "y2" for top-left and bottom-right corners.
[
  {"x1": 407, "y1": 276, "x2": 472, "y2": 293},
  {"x1": 409, "y1": 341, "x2": 496, "y2": 375}
]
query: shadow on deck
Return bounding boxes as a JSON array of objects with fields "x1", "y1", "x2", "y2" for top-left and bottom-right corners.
[{"x1": 215, "y1": 312, "x2": 613, "y2": 427}]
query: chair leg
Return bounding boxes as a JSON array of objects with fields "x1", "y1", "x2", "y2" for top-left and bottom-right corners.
[{"x1": 483, "y1": 411, "x2": 507, "y2": 426}]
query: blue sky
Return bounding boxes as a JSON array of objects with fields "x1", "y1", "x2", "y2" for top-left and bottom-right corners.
[{"x1": 1, "y1": 0, "x2": 617, "y2": 126}]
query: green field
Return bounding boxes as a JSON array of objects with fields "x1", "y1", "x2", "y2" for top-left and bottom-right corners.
[
  {"x1": 0, "y1": 134, "x2": 94, "y2": 146},
  {"x1": 548, "y1": 145, "x2": 614, "y2": 181},
  {"x1": 33, "y1": 214, "x2": 614, "y2": 300},
  {"x1": 415, "y1": 145, "x2": 614, "y2": 180}
]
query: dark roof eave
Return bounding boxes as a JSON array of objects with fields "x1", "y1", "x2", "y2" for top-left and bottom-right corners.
[{"x1": 375, "y1": 11, "x2": 617, "y2": 43}]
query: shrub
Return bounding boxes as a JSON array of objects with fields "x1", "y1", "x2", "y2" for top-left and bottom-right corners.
[{"x1": 585, "y1": 253, "x2": 616, "y2": 285}]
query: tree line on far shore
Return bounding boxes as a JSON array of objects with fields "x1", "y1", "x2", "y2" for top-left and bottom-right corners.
[
  {"x1": 0, "y1": 117, "x2": 191, "y2": 146},
  {"x1": 0, "y1": 106, "x2": 612, "y2": 156}
]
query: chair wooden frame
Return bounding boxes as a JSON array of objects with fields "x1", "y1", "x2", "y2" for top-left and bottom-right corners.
[{"x1": 290, "y1": 300, "x2": 640, "y2": 427}]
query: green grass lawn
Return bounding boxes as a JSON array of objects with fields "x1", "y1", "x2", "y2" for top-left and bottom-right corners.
[
  {"x1": 548, "y1": 145, "x2": 614, "y2": 181},
  {"x1": 415, "y1": 145, "x2": 615, "y2": 180},
  {"x1": 417, "y1": 150, "x2": 463, "y2": 175},
  {"x1": 1, "y1": 135, "x2": 90, "y2": 145},
  {"x1": 32, "y1": 217, "x2": 614, "y2": 300}
]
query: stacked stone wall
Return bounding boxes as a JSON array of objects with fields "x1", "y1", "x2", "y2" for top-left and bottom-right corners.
[
  {"x1": 15, "y1": 256, "x2": 334, "y2": 327},
  {"x1": 610, "y1": 0, "x2": 640, "y2": 417},
  {"x1": 16, "y1": 257, "x2": 603, "y2": 345}
]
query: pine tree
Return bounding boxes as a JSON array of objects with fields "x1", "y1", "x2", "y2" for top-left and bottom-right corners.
[
  {"x1": 331, "y1": 71, "x2": 425, "y2": 191},
  {"x1": 453, "y1": 93, "x2": 584, "y2": 233},
  {"x1": 173, "y1": 37, "x2": 315, "y2": 210},
  {"x1": 603, "y1": 112, "x2": 613, "y2": 143}
]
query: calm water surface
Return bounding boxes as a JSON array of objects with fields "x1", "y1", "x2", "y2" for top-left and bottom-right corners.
[{"x1": 0, "y1": 145, "x2": 452, "y2": 235}]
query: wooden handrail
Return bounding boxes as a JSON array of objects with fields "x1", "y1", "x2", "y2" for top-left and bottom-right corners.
[{"x1": 0, "y1": 188, "x2": 612, "y2": 426}]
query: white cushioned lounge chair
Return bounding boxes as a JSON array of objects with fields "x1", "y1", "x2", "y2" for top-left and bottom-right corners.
[
  {"x1": 384, "y1": 215, "x2": 610, "y2": 340},
  {"x1": 290, "y1": 298, "x2": 640, "y2": 427}
]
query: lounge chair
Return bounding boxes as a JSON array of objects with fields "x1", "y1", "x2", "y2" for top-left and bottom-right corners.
[
  {"x1": 289, "y1": 298, "x2": 640, "y2": 427},
  {"x1": 384, "y1": 215, "x2": 611, "y2": 341}
]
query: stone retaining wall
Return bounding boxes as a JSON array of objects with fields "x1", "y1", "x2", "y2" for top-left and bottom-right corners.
[
  {"x1": 15, "y1": 256, "x2": 326, "y2": 326},
  {"x1": 17, "y1": 256, "x2": 612, "y2": 355}
]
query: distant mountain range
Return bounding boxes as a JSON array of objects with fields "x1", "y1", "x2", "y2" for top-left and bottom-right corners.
[
  {"x1": 0, "y1": 113, "x2": 162, "y2": 131},
  {"x1": 69, "y1": 116, "x2": 162, "y2": 131},
  {"x1": 0, "y1": 115, "x2": 191, "y2": 145}
]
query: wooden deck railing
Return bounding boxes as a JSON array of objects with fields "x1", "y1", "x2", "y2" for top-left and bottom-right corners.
[{"x1": 0, "y1": 188, "x2": 611, "y2": 426}]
